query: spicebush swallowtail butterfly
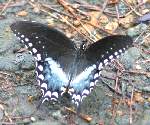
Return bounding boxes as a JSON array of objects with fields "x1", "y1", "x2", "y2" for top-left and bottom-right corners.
[{"x1": 10, "y1": 21, "x2": 133, "y2": 106}]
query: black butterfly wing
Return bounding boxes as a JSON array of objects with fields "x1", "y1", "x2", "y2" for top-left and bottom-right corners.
[
  {"x1": 10, "y1": 21, "x2": 77, "y2": 102},
  {"x1": 69, "y1": 35, "x2": 133, "y2": 106},
  {"x1": 10, "y1": 21, "x2": 76, "y2": 63},
  {"x1": 85, "y1": 35, "x2": 133, "y2": 65}
]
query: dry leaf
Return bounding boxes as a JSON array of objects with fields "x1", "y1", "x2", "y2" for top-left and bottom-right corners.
[
  {"x1": 143, "y1": 36, "x2": 150, "y2": 47},
  {"x1": 116, "y1": 110, "x2": 123, "y2": 116},
  {"x1": 119, "y1": 14, "x2": 135, "y2": 28},
  {"x1": 99, "y1": 15, "x2": 109, "y2": 24},
  {"x1": 147, "y1": 97, "x2": 150, "y2": 102},
  {"x1": 108, "y1": 0, "x2": 119, "y2": 4},
  {"x1": 17, "y1": 10, "x2": 28, "y2": 17},
  {"x1": 134, "y1": 92, "x2": 144, "y2": 103},
  {"x1": 126, "y1": 0, "x2": 137, "y2": 4},
  {"x1": 141, "y1": 9, "x2": 150, "y2": 15},
  {"x1": 104, "y1": 21, "x2": 118, "y2": 33},
  {"x1": 126, "y1": 99, "x2": 134, "y2": 106}
]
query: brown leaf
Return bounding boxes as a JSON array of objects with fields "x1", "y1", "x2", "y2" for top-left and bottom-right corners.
[
  {"x1": 17, "y1": 10, "x2": 28, "y2": 17},
  {"x1": 119, "y1": 14, "x2": 135, "y2": 28},
  {"x1": 104, "y1": 21, "x2": 118, "y2": 33}
]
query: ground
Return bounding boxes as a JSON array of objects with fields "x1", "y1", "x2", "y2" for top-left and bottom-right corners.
[{"x1": 0, "y1": 0, "x2": 150, "y2": 125}]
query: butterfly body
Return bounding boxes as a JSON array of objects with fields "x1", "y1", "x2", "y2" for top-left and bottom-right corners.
[{"x1": 10, "y1": 21, "x2": 133, "y2": 106}]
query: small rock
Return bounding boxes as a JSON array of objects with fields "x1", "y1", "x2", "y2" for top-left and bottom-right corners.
[
  {"x1": 135, "y1": 64, "x2": 142, "y2": 70},
  {"x1": 51, "y1": 110, "x2": 62, "y2": 120},
  {"x1": 17, "y1": 10, "x2": 28, "y2": 17},
  {"x1": 31, "y1": 116, "x2": 36, "y2": 122},
  {"x1": 127, "y1": 24, "x2": 148, "y2": 37},
  {"x1": 120, "y1": 47, "x2": 141, "y2": 69},
  {"x1": 104, "y1": 20, "x2": 118, "y2": 33}
]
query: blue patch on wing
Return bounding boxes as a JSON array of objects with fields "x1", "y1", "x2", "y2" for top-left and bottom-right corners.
[{"x1": 70, "y1": 65, "x2": 98, "y2": 106}]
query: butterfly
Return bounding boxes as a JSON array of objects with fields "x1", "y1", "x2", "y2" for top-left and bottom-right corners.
[{"x1": 10, "y1": 21, "x2": 133, "y2": 106}]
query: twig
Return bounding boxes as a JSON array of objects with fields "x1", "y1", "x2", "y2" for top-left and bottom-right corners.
[
  {"x1": 124, "y1": 70, "x2": 150, "y2": 77},
  {"x1": 0, "y1": 0, "x2": 12, "y2": 15},
  {"x1": 57, "y1": 0, "x2": 97, "y2": 41},
  {"x1": 129, "y1": 86, "x2": 134, "y2": 124},
  {"x1": 0, "y1": 122, "x2": 16, "y2": 125},
  {"x1": 115, "y1": 4, "x2": 120, "y2": 23},
  {"x1": 65, "y1": 107, "x2": 92, "y2": 122},
  {"x1": 122, "y1": 0, "x2": 143, "y2": 16},
  {"x1": 39, "y1": 2, "x2": 74, "y2": 19}
]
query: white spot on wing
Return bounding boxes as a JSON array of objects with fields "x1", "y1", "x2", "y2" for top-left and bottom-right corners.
[
  {"x1": 51, "y1": 98, "x2": 57, "y2": 101},
  {"x1": 37, "y1": 80, "x2": 40, "y2": 85},
  {"x1": 114, "y1": 52, "x2": 118, "y2": 56},
  {"x1": 28, "y1": 43, "x2": 33, "y2": 47},
  {"x1": 42, "y1": 98, "x2": 48, "y2": 103},
  {"x1": 72, "y1": 94, "x2": 76, "y2": 99},
  {"x1": 109, "y1": 55, "x2": 113, "y2": 60},
  {"x1": 119, "y1": 49, "x2": 122, "y2": 53},
  {"x1": 17, "y1": 37, "x2": 21, "y2": 40},
  {"x1": 36, "y1": 54, "x2": 41, "y2": 61},
  {"x1": 68, "y1": 88, "x2": 74, "y2": 95},
  {"x1": 38, "y1": 74, "x2": 44, "y2": 80},
  {"x1": 32, "y1": 48, "x2": 37, "y2": 53},
  {"x1": 99, "y1": 71, "x2": 102, "y2": 76},
  {"x1": 116, "y1": 55, "x2": 119, "y2": 58},
  {"x1": 35, "y1": 62, "x2": 38, "y2": 67},
  {"x1": 104, "y1": 59, "x2": 108, "y2": 64},
  {"x1": 81, "y1": 95, "x2": 87, "y2": 101},
  {"x1": 25, "y1": 38, "x2": 29, "y2": 42},
  {"x1": 44, "y1": 91, "x2": 51, "y2": 98},
  {"x1": 82, "y1": 89, "x2": 89, "y2": 96},
  {"x1": 75, "y1": 101, "x2": 79, "y2": 106},
  {"x1": 41, "y1": 89, "x2": 45, "y2": 96},
  {"x1": 94, "y1": 73, "x2": 99, "y2": 79},
  {"x1": 98, "y1": 62, "x2": 103, "y2": 70},
  {"x1": 52, "y1": 92, "x2": 58, "y2": 99},
  {"x1": 41, "y1": 83, "x2": 47, "y2": 90},
  {"x1": 35, "y1": 71, "x2": 38, "y2": 76},
  {"x1": 90, "y1": 82, "x2": 95, "y2": 87},
  {"x1": 38, "y1": 65, "x2": 43, "y2": 71},
  {"x1": 21, "y1": 35, "x2": 24, "y2": 38},
  {"x1": 75, "y1": 95, "x2": 81, "y2": 102}
]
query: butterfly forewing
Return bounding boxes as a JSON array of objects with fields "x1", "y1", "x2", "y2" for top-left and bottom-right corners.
[
  {"x1": 85, "y1": 35, "x2": 133, "y2": 67},
  {"x1": 10, "y1": 21, "x2": 76, "y2": 62}
]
